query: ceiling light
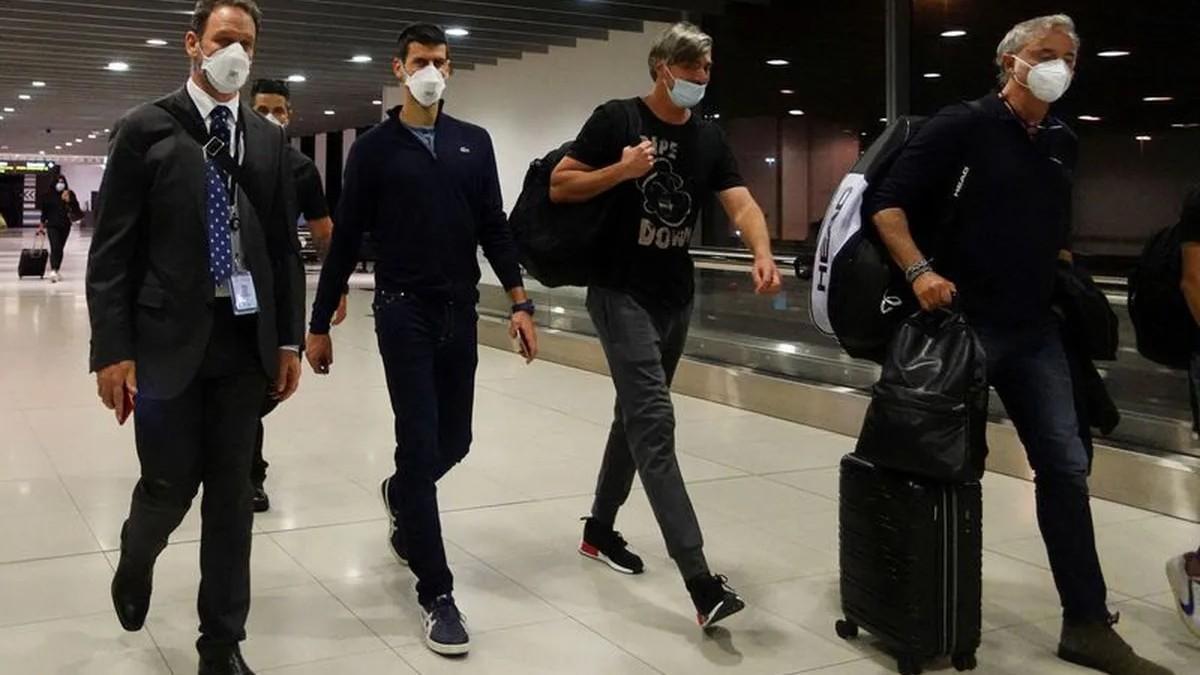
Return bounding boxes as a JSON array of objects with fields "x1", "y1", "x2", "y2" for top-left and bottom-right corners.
[
  {"x1": 1172, "y1": 123, "x2": 1200, "y2": 129},
  {"x1": 1078, "y1": 115, "x2": 1102, "y2": 122},
  {"x1": 324, "y1": 109, "x2": 336, "y2": 115},
  {"x1": 104, "y1": 128, "x2": 110, "y2": 133},
  {"x1": 88, "y1": 134, "x2": 97, "y2": 139},
  {"x1": 372, "y1": 99, "x2": 383, "y2": 105},
  {"x1": 780, "y1": 89, "x2": 795, "y2": 95},
  {"x1": 39, "y1": 150, "x2": 45, "y2": 155},
  {"x1": 923, "y1": 72, "x2": 942, "y2": 79},
  {"x1": 350, "y1": 55, "x2": 372, "y2": 63},
  {"x1": 55, "y1": 145, "x2": 62, "y2": 150},
  {"x1": 1097, "y1": 50, "x2": 1130, "y2": 58},
  {"x1": 18, "y1": 94, "x2": 31, "y2": 100},
  {"x1": 3, "y1": 107, "x2": 14, "y2": 113},
  {"x1": 1143, "y1": 96, "x2": 1173, "y2": 102},
  {"x1": 0, "y1": 116, "x2": 4, "y2": 121},
  {"x1": 65, "y1": 142, "x2": 73, "y2": 147},
  {"x1": 764, "y1": 157, "x2": 777, "y2": 164},
  {"x1": 146, "y1": 39, "x2": 168, "y2": 46},
  {"x1": 1135, "y1": 135, "x2": 1152, "y2": 141},
  {"x1": 766, "y1": 59, "x2": 790, "y2": 66},
  {"x1": 879, "y1": 117, "x2": 888, "y2": 123},
  {"x1": 286, "y1": 74, "x2": 306, "y2": 83},
  {"x1": 712, "y1": 113, "x2": 721, "y2": 119},
  {"x1": 788, "y1": 109, "x2": 805, "y2": 116},
  {"x1": 107, "y1": 61, "x2": 130, "y2": 72},
  {"x1": 31, "y1": 81, "x2": 46, "y2": 87},
  {"x1": 940, "y1": 30, "x2": 967, "y2": 38},
  {"x1": 446, "y1": 27, "x2": 470, "y2": 37}
]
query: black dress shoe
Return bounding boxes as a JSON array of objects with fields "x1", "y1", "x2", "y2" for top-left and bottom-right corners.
[
  {"x1": 198, "y1": 646, "x2": 256, "y2": 675},
  {"x1": 111, "y1": 557, "x2": 153, "y2": 632},
  {"x1": 251, "y1": 485, "x2": 270, "y2": 513}
]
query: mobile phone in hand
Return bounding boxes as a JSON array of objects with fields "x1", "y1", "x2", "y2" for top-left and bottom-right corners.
[{"x1": 514, "y1": 326, "x2": 532, "y2": 360}]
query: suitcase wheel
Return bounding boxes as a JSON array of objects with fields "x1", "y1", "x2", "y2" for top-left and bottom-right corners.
[
  {"x1": 834, "y1": 619, "x2": 859, "y2": 640},
  {"x1": 896, "y1": 655, "x2": 922, "y2": 675},
  {"x1": 952, "y1": 652, "x2": 977, "y2": 671}
]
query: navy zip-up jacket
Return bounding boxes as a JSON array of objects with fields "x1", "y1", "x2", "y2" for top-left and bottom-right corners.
[{"x1": 310, "y1": 106, "x2": 523, "y2": 333}]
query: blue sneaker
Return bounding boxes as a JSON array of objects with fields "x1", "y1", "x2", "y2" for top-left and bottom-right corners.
[
  {"x1": 421, "y1": 594, "x2": 470, "y2": 656},
  {"x1": 379, "y1": 477, "x2": 408, "y2": 566},
  {"x1": 1166, "y1": 553, "x2": 1200, "y2": 640}
]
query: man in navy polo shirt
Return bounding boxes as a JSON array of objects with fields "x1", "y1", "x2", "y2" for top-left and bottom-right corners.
[{"x1": 305, "y1": 23, "x2": 538, "y2": 657}]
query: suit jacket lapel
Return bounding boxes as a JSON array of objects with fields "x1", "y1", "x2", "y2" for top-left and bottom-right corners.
[{"x1": 158, "y1": 88, "x2": 209, "y2": 246}]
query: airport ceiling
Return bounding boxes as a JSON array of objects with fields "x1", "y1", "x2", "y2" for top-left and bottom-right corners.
[{"x1": 0, "y1": 0, "x2": 740, "y2": 156}]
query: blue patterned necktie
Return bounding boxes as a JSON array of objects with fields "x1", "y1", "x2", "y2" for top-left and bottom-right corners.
[{"x1": 206, "y1": 105, "x2": 234, "y2": 287}]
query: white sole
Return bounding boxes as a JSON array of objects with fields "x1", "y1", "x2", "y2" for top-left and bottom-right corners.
[
  {"x1": 1165, "y1": 557, "x2": 1200, "y2": 640},
  {"x1": 425, "y1": 635, "x2": 470, "y2": 656},
  {"x1": 578, "y1": 544, "x2": 639, "y2": 575},
  {"x1": 380, "y1": 478, "x2": 410, "y2": 568}
]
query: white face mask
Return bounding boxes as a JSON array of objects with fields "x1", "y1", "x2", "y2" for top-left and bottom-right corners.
[
  {"x1": 55, "y1": 182, "x2": 66, "y2": 191},
  {"x1": 1014, "y1": 57, "x2": 1073, "y2": 103},
  {"x1": 264, "y1": 113, "x2": 285, "y2": 128},
  {"x1": 405, "y1": 64, "x2": 446, "y2": 108},
  {"x1": 200, "y1": 42, "x2": 252, "y2": 95},
  {"x1": 665, "y1": 68, "x2": 707, "y2": 109}
]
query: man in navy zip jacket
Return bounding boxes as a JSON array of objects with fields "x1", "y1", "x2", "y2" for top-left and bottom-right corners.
[{"x1": 305, "y1": 23, "x2": 538, "y2": 657}]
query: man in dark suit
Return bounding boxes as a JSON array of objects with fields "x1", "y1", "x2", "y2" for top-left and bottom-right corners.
[{"x1": 86, "y1": 2, "x2": 303, "y2": 673}]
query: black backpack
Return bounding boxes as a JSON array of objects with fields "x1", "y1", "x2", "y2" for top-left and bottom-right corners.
[
  {"x1": 854, "y1": 309, "x2": 989, "y2": 483},
  {"x1": 509, "y1": 99, "x2": 642, "y2": 288},
  {"x1": 1128, "y1": 223, "x2": 1193, "y2": 369}
]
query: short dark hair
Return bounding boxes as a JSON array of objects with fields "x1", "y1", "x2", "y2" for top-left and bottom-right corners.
[
  {"x1": 191, "y1": 0, "x2": 262, "y2": 38},
  {"x1": 396, "y1": 23, "x2": 448, "y2": 62},
  {"x1": 252, "y1": 79, "x2": 290, "y2": 101}
]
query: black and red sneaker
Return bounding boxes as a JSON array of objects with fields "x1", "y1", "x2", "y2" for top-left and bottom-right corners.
[
  {"x1": 687, "y1": 573, "x2": 745, "y2": 629},
  {"x1": 579, "y1": 517, "x2": 644, "y2": 575}
]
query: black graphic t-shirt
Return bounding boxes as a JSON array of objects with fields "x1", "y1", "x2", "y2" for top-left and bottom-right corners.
[{"x1": 569, "y1": 98, "x2": 744, "y2": 310}]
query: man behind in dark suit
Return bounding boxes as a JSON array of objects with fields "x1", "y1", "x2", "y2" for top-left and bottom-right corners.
[{"x1": 86, "y1": 1, "x2": 304, "y2": 673}]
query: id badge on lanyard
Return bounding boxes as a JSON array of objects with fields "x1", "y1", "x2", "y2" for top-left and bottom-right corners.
[{"x1": 227, "y1": 194, "x2": 259, "y2": 316}]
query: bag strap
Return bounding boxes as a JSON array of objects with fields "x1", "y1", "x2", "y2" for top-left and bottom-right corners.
[
  {"x1": 155, "y1": 101, "x2": 248, "y2": 188},
  {"x1": 622, "y1": 98, "x2": 643, "y2": 145}
]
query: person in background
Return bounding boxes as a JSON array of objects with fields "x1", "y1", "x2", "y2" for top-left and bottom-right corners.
[
  {"x1": 870, "y1": 14, "x2": 1170, "y2": 675},
  {"x1": 249, "y1": 77, "x2": 347, "y2": 513},
  {"x1": 305, "y1": 23, "x2": 538, "y2": 657},
  {"x1": 549, "y1": 21, "x2": 782, "y2": 630},
  {"x1": 87, "y1": 1, "x2": 304, "y2": 673},
  {"x1": 1167, "y1": 185, "x2": 1200, "y2": 641},
  {"x1": 39, "y1": 174, "x2": 83, "y2": 283}
]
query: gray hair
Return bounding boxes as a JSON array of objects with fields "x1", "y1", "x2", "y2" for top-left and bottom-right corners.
[
  {"x1": 995, "y1": 14, "x2": 1080, "y2": 84},
  {"x1": 648, "y1": 22, "x2": 713, "y2": 81}
]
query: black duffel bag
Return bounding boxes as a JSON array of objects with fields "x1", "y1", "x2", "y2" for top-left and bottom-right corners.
[{"x1": 855, "y1": 309, "x2": 989, "y2": 483}]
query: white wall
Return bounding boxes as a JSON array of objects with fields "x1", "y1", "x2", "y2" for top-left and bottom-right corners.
[
  {"x1": 383, "y1": 22, "x2": 670, "y2": 211},
  {"x1": 59, "y1": 163, "x2": 106, "y2": 211}
]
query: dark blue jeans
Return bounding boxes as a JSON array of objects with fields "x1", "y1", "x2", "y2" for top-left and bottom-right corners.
[
  {"x1": 978, "y1": 320, "x2": 1110, "y2": 623},
  {"x1": 374, "y1": 290, "x2": 478, "y2": 606}
]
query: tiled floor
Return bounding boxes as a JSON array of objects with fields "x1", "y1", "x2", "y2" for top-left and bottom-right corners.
[{"x1": 1, "y1": 230, "x2": 1198, "y2": 674}]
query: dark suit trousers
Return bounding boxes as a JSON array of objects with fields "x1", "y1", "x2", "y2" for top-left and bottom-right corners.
[
  {"x1": 124, "y1": 300, "x2": 267, "y2": 656},
  {"x1": 252, "y1": 398, "x2": 278, "y2": 487}
]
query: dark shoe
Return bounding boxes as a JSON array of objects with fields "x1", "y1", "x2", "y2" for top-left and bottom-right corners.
[
  {"x1": 379, "y1": 477, "x2": 408, "y2": 566},
  {"x1": 251, "y1": 485, "x2": 270, "y2": 513},
  {"x1": 421, "y1": 594, "x2": 470, "y2": 656},
  {"x1": 111, "y1": 526, "x2": 154, "y2": 632},
  {"x1": 1058, "y1": 614, "x2": 1175, "y2": 674},
  {"x1": 686, "y1": 573, "x2": 746, "y2": 629},
  {"x1": 198, "y1": 646, "x2": 255, "y2": 674},
  {"x1": 579, "y1": 517, "x2": 644, "y2": 575}
]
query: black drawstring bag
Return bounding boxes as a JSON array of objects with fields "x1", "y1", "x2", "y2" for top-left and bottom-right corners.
[{"x1": 855, "y1": 309, "x2": 989, "y2": 483}]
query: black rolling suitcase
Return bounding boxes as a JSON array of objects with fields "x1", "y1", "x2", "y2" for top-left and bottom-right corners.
[
  {"x1": 18, "y1": 233, "x2": 48, "y2": 279},
  {"x1": 835, "y1": 454, "x2": 981, "y2": 675}
]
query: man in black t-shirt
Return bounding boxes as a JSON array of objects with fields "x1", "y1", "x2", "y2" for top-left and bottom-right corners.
[
  {"x1": 550, "y1": 22, "x2": 782, "y2": 630},
  {"x1": 250, "y1": 79, "x2": 347, "y2": 512}
]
